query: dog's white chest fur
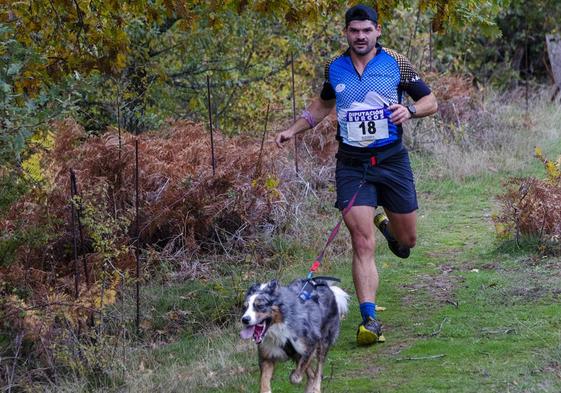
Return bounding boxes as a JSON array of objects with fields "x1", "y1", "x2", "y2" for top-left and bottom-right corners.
[{"x1": 259, "y1": 322, "x2": 305, "y2": 360}]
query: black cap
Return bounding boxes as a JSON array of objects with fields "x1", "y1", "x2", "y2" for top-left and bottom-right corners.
[{"x1": 345, "y1": 4, "x2": 378, "y2": 27}]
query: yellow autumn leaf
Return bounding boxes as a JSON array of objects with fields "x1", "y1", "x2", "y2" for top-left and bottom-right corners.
[
  {"x1": 265, "y1": 175, "x2": 279, "y2": 191},
  {"x1": 21, "y1": 153, "x2": 44, "y2": 182},
  {"x1": 104, "y1": 288, "x2": 117, "y2": 306},
  {"x1": 494, "y1": 222, "x2": 510, "y2": 239},
  {"x1": 114, "y1": 52, "x2": 127, "y2": 71},
  {"x1": 31, "y1": 130, "x2": 55, "y2": 148},
  {"x1": 534, "y1": 146, "x2": 543, "y2": 159},
  {"x1": 545, "y1": 161, "x2": 560, "y2": 181},
  {"x1": 94, "y1": 288, "x2": 118, "y2": 308},
  {"x1": 188, "y1": 97, "x2": 199, "y2": 110}
]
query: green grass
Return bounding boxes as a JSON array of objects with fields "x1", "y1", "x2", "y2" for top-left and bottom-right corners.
[
  {"x1": 46, "y1": 99, "x2": 561, "y2": 392},
  {"x1": 170, "y1": 142, "x2": 561, "y2": 392}
]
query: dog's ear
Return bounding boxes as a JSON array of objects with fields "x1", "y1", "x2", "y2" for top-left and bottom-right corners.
[
  {"x1": 266, "y1": 279, "x2": 279, "y2": 294},
  {"x1": 246, "y1": 283, "x2": 260, "y2": 296}
]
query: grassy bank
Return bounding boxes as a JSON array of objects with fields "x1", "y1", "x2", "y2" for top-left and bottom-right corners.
[
  {"x1": 198, "y1": 143, "x2": 561, "y2": 393},
  {"x1": 38, "y1": 91, "x2": 561, "y2": 392}
]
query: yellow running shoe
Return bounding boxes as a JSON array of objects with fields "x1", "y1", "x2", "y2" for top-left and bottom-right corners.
[
  {"x1": 374, "y1": 213, "x2": 410, "y2": 259},
  {"x1": 356, "y1": 317, "x2": 385, "y2": 346}
]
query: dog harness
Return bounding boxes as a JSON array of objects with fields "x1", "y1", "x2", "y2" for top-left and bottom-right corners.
[{"x1": 298, "y1": 276, "x2": 342, "y2": 302}]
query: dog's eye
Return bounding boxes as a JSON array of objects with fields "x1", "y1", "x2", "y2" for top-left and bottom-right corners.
[{"x1": 254, "y1": 302, "x2": 265, "y2": 312}]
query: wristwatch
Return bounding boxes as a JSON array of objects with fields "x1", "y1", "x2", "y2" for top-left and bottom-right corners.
[{"x1": 407, "y1": 104, "x2": 417, "y2": 118}]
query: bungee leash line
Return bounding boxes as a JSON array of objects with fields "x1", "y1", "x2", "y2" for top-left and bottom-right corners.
[
  {"x1": 307, "y1": 181, "x2": 364, "y2": 280},
  {"x1": 298, "y1": 181, "x2": 364, "y2": 301}
]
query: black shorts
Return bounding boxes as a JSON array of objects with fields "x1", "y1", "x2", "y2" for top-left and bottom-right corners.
[{"x1": 335, "y1": 145, "x2": 418, "y2": 214}]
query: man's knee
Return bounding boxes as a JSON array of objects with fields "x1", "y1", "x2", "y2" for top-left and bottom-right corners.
[
  {"x1": 398, "y1": 233, "x2": 416, "y2": 249},
  {"x1": 352, "y1": 233, "x2": 375, "y2": 255}
]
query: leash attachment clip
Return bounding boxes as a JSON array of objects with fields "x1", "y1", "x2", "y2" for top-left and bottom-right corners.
[
  {"x1": 299, "y1": 279, "x2": 316, "y2": 302},
  {"x1": 307, "y1": 260, "x2": 321, "y2": 280},
  {"x1": 298, "y1": 276, "x2": 342, "y2": 302}
]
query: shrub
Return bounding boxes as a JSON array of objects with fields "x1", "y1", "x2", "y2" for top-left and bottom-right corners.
[
  {"x1": 0, "y1": 116, "x2": 314, "y2": 386},
  {"x1": 494, "y1": 147, "x2": 561, "y2": 255}
]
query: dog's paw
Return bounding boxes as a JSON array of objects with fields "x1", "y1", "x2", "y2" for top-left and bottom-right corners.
[
  {"x1": 305, "y1": 385, "x2": 321, "y2": 393},
  {"x1": 290, "y1": 370, "x2": 303, "y2": 384}
]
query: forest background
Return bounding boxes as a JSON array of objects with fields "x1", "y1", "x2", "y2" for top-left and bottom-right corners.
[{"x1": 1, "y1": 0, "x2": 561, "y2": 391}]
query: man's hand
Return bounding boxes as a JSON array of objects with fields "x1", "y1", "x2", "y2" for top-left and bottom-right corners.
[
  {"x1": 274, "y1": 97, "x2": 335, "y2": 148},
  {"x1": 388, "y1": 104, "x2": 411, "y2": 125},
  {"x1": 389, "y1": 94, "x2": 438, "y2": 125},
  {"x1": 275, "y1": 129, "x2": 296, "y2": 148}
]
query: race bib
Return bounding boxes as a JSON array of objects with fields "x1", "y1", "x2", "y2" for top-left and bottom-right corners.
[{"x1": 346, "y1": 108, "x2": 389, "y2": 142}]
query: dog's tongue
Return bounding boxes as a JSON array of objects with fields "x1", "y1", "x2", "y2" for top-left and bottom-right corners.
[{"x1": 240, "y1": 326, "x2": 255, "y2": 340}]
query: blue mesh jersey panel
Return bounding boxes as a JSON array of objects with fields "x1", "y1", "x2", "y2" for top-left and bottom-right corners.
[{"x1": 321, "y1": 45, "x2": 431, "y2": 149}]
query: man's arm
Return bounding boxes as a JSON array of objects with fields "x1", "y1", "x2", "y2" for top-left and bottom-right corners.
[
  {"x1": 275, "y1": 97, "x2": 336, "y2": 148},
  {"x1": 388, "y1": 92, "x2": 438, "y2": 126}
]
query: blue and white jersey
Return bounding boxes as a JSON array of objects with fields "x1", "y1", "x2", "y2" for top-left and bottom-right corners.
[{"x1": 321, "y1": 45, "x2": 431, "y2": 149}]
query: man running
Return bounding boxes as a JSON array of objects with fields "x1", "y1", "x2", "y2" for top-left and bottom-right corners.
[{"x1": 275, "y1": 4, "x2": 438, "y2": 345}]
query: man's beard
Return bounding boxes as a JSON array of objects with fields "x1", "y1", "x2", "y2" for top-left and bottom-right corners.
[{"x1": 350, "y1": 40, "x2": 375, "y2": 56}]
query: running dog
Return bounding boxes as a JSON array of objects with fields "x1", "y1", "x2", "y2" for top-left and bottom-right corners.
[{"x1": 240, "y1": 278, "x2": 349, "y2": 393}]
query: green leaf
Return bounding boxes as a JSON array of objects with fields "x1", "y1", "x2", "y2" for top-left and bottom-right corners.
[
  {"x1": 25, "y1": 100, "x2": 36, "y2": 111},
  {"x1": 7, "y1": 63, "x2": 22, "y2": 76},
  {"x1": 0, "y1": 81, "x2": 11, "y2": 94}
]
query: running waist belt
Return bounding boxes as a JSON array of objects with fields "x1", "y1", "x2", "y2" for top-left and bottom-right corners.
[{"x1": 335, "y1": 141, "x2": 403, "y2": 167}]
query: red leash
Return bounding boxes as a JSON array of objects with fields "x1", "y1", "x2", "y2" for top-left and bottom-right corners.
[{"x1": 307, "y1": 181, "x2": 364, "y2": 279}]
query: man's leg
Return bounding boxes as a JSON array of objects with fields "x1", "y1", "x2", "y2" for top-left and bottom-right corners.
[
  {"x1": 374, "y1": 209, "x2": 417, "y2": 258},
  {"x1": 383, "y1": 209, "x2": 417, "y2": 249},
  {"x1": 343, "y1": 205, "x2": 384, "y2": 345},
  {"x1": 373, "y1": 146, "x2": 418, "y2": 258},
  {"x1": 343, "y1": 205, "x2": 377, "y2": 304}
]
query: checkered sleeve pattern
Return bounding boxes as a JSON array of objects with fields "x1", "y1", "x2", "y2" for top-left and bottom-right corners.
[
  {"x1": 324, "y1": 59, "x2": 333, "y2": 81},
  {"x1": 384, "y1": 48, "x2": 431, "y2": 101},
  {"x1": 320, "y1": 55, "x2": 343, "y2": 101}
]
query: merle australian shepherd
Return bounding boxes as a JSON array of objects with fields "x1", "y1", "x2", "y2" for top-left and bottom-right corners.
[{"x1": 240, "y1": 278, "x2": 349, "y2": 393}]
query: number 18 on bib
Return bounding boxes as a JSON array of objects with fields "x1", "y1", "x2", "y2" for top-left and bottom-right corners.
[{"x1": 346, "y1": 108, "x2": 389, "y2": 142}]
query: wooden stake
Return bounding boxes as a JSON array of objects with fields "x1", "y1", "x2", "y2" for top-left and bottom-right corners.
[
  {"x1": 254, "y1": 102, "x2": 271, "y2": 179},
  {"x1": 207, "y1": 74, "x2": 216, "y2": 176},
  {"x1": 69, "y1": 169, "x2": 80, "y2": 299},
  {"x1": 134, "y1": 138, "x2": 141, "y2": 334},
  {"x1": 407, "y1": 6, "x2": 421, "y2": 61},
  {"x1": 525, "y1": 20, "x2": 529, "y2": 120},
  {"x1": 117, "y1": 82, "x2": 122, "y2": 161},
  {"x1": 429, "y1": 23, "x2": 433, "y2": 72},
  {"x1": 70, "y1": 169, "x2": 89, "y2": 287},
  {"x1": 291, "y1": 53, "x2": 299, "y2": 174}
]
